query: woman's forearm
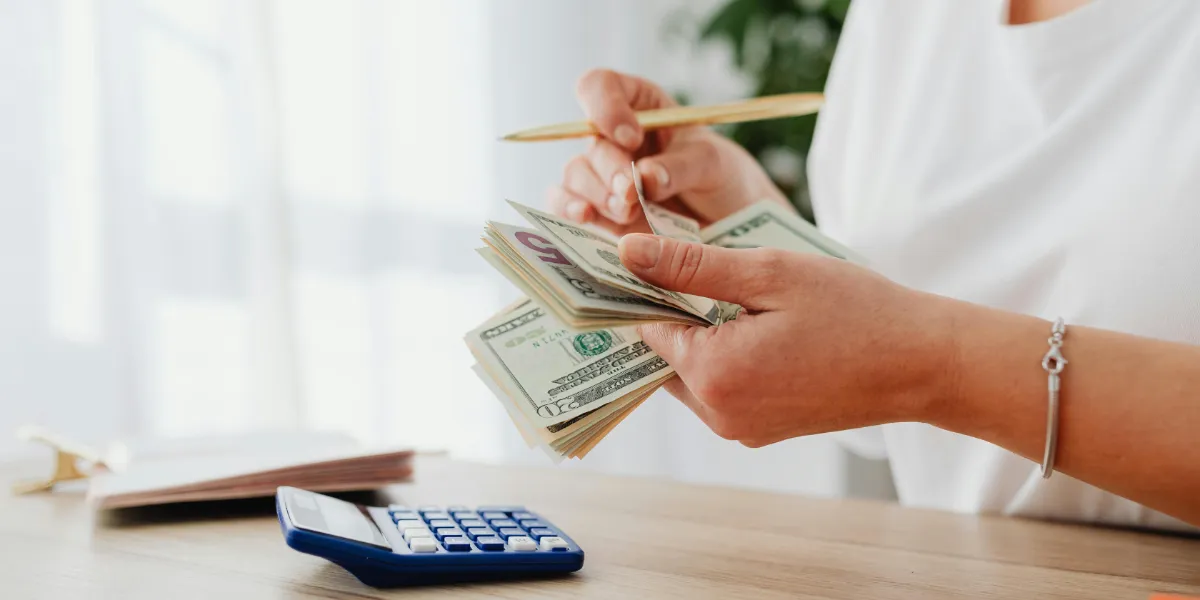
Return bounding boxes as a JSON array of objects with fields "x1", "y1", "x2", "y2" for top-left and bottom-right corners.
[{"x1": 925, "y1": 298, "x2": 1200, "y2": 525}]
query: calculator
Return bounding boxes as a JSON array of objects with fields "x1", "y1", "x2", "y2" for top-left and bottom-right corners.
[{"x1": 275, "y1": 486, "x2": 584, "y2": 587}]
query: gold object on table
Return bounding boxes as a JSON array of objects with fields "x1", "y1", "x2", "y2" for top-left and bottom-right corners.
[
  {"x1": 501, "y1": 92, "x2": 824, "y2": 142},
  {"x1": 10, "y1": 425, "x2": 106, "y2": 494}
]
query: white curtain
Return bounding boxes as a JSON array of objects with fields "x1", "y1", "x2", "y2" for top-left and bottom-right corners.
[{"x1": 2, "y1": 0, "x2": 862, "y2": 498}]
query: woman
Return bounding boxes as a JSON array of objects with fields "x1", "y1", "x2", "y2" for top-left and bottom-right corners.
[{"x1": 546, "y1": 0, "x2": 1200, "y2": 529}]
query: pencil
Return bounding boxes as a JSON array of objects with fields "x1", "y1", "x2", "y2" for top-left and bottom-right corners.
[{"x1": 500, "y1": 92, "x2": 824, "y2": 142}]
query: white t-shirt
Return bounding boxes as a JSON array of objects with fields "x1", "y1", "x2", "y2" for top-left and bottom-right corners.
[{"x1": 808, "y1": 0, "x2": 1200, "y2": 531}]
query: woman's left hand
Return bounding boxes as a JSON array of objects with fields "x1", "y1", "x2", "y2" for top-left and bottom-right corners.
[{"x1": 618, "y1": 233, "x2": 957, "y2": 447}]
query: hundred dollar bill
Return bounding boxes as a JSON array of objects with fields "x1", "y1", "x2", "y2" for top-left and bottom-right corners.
[
  {"x1": 508, "y1": 200, "x2": 722, "y2": 325},
  {"x1": 465, "y1": 299, "x2": 674, "y2": 429}
]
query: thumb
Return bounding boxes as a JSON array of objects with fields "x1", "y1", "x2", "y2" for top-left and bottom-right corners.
[
  {"x1": 618, "y1": 234, "x2": 785, "y2": 310},
  {"x1": 575, "y1": 69, "x2": 675, "y2": 151}
]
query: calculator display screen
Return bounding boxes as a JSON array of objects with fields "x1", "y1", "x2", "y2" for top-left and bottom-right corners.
[{"x1": 285, "y1": 489, "x2": 390, "y2": 549}]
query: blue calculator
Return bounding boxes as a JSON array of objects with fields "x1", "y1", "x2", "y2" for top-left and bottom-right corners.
[{"x1": 275, "y1": 486, "x2": 584, "y2": 587}]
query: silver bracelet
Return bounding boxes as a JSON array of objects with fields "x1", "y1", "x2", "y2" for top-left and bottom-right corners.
[{"x1": 1040, "y1": 317, "x2": 1067, "y2": 479}]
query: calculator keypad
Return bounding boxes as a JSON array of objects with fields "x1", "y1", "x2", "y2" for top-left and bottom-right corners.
[{"x1": 385, "y1": 505, "x2": 573, "y2": 555}]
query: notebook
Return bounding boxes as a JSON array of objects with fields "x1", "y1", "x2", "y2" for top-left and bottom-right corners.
[{"x1": 14, "y1": 427, "x2": 415, "y2": 509}]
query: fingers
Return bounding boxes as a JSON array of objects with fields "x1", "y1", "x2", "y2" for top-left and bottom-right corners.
[
  {"x1": 618, "y1": 235, "x2": 790, "y2": 310},
  {"x1": 560, "y1": 154, "x2": 624, "y2": 222},
  {"x1": 586, "y1": 140, "x2": 638, "y2": 223},
  {"x1": 546, "y1": 185, "x2": 594, "y2": 224},
  {"x1": 548, "y1": 185, "x2": 651, "y2": 236},
  {"x1": 575, "y1": 69, "x2": 676, "y2": 152},
  {"x1": 635, "y1": 138, "x2": 722, "y2": 202}
]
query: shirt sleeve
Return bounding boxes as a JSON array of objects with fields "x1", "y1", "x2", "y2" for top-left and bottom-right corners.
[{"x1": 829, "y1": 425, "x2": 890, "y2": 460}]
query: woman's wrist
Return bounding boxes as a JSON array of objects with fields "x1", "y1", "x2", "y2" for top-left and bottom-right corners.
[{"x1": 916, "y1": 297, "x2": 1052, "y2": 457}]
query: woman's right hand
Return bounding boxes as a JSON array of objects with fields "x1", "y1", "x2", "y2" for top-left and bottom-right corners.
[{"x1": 547, "y1": 69, "x2": 790, "y2": 235}]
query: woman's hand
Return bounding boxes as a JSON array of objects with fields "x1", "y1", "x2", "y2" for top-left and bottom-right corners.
[
  {"x1": 618, "y1": 233, "x2": 957, "y2": 447},
  {"x1": 549, "y1": 69, "x2": 789, "y2": 235}
]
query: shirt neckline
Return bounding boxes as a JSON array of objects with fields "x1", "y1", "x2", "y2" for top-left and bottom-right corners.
[{"x1": 994, "y1": 0, "x2": 1177, "y2": 67}]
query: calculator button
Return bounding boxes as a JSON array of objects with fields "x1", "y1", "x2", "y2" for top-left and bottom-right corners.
[
  {"x1": 507, "y1": 536, "x2": 537, "y2": 552},
  {"x1": 466, "y1": 527, "x2": 496, "y2": 540},
  {"x1": 408, "y1": 537, "x2": 439, "y2": 553},
  {"x1": 442, "y1": 537, "x2": 473, "y2": 552},
  {"x1": 457, "y1": 519, "x2": 487, "y2": 529},
  {"x1": 391, "y1": 512, "x2": 421, "y2": 522},
  {"x1": 434, "y1": 527, "x2": 464, "y2": 540},
  {"x1": 538, "y1": 537, "x2": 570, "y2": 552},
  {"x1": 387, "y1": 504, "x2": 410, "y2": 512},
  {"x1": 426, "y1": 519, "x2": 456, "y2": 530},
  {"x1": 402, "y1": 528, "x2": 433, "y2": 541},
  {"x1": 527, "y1": 528, "x2": 556, "y2": 539},
  {"x1": 511, "y1": 512, "x2": 538, "y2": 521},
  {"x1": 475, "y1": 536, "x2": 506, "y2": 551},
  {"x1": 422, "y1": 512, "x2": 451, "y2": 522},
  {"x1": 395, "y1": 519, "x2": 425, "y2": 531},
  {"x1": 518, "y1": 520, "x2": 547, "y2": 529},
  {"x1": 480, "y1": 512, "x2": 508, "y2": 520},
  {"x1": 417, "y1": 505, "x2": 441, "y2": 513},
  {"x1": 452, "y1": 512, "x2": 481, "y2": 522},
  {"x1": 446, "y1": 505, "x2": 469, "y2": 512},
  {"x1": 489, "y1": 519, "x2": 519, "y2": 529},
  {"x1": 496, "y1": 527, "x2": 525, "y2": 539}
]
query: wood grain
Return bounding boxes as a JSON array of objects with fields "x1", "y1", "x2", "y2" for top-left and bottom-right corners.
[{"x1": 1, "y1": 456, "x2": 1197, "y2": 599}]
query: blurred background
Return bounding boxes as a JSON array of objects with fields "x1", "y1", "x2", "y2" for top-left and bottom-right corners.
[{"x1": 1, "y1": 0, "x2": 893, "y2": 499}]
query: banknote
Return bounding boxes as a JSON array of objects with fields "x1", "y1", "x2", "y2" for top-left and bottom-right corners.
[
  {"x1": 700, "y1": 199, "x2": 866, "y2": 263},
  {"x1": 482, "y1": 222, "x2": 704, "y2": 327},
  {"x1": 632, "y1": 162, "x2": 703, "y2": 243},
  {"x1": 507, "y1": 201, "x2": 723, "y2": 325},
  {"x1": 467, "y1": 197, "x2": 864, "y2": 460},
  {"x1": 465, "y1": 299, "x2": 674, "y2": 429}
]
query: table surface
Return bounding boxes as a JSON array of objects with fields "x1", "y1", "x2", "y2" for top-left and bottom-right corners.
[{"x1": 2, "y1": 456, "x2": 1198, "y2": 599}]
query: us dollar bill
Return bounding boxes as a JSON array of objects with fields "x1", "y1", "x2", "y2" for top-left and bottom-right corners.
[
  {"x1": 700, "y1": 200, "x2": 866, "y2": 263},
  {"x1": 483, "y1": 222, "x2": 703, "y2": 326},
  {"x1": 507, "y1": 200, "x2": 722, "y2": 325},
  {"x1": 465, "y1": 299, "x2": 675, "y2": 429},
  {"x1": 632, "y1": 162, "x2": 703, "y2": 243}
]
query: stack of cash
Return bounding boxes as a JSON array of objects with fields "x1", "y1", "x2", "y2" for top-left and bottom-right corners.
[{"x1": 465, "y1": 166, "x2": 862, "y2": 461}]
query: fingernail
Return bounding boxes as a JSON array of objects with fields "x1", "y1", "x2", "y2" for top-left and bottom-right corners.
[
  {"x1": 567, "y1": 201, "x2": 588, "y2": 222},
  {"x1": 620, "y1": 234, "x2": 661, "y2": 269},
  {"x1": 650, "y1": 162, "x2": 669, "y2": 188},
  {"x1": 613, "y1": 124, "x2": 638, "y2": 149},
  {"x1": 608, "y1": 195, "x2": 629, "y2": 220},
  {"x1": 612, "y1": 173, "x2": 631, "y2": 201}
]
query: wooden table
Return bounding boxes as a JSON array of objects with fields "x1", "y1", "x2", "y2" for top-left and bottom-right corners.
[{"x1": 2, "y1": 456, "x2": 1198, "y2": 599}]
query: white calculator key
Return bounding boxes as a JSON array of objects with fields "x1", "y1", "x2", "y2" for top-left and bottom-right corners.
[
  {"x1": 507, "y1": 536, "x2": 537, "y2": 552},
  {"x1": 402, "y1": 527, "x2": 433, "y2": 541},
  {"x1": 408, "y1": 537, "x2": 438, "y2": 553},
  {"x1": 538, "y1": 536, "x2": 570, "y2": 551},
  {"x1": 395, "y1": 520, "x2": 425, "y2": 531}
]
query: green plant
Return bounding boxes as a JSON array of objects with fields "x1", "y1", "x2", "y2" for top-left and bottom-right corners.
[{"x1": 691, "y1": 0, "x2": 850, "y2": 222}]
